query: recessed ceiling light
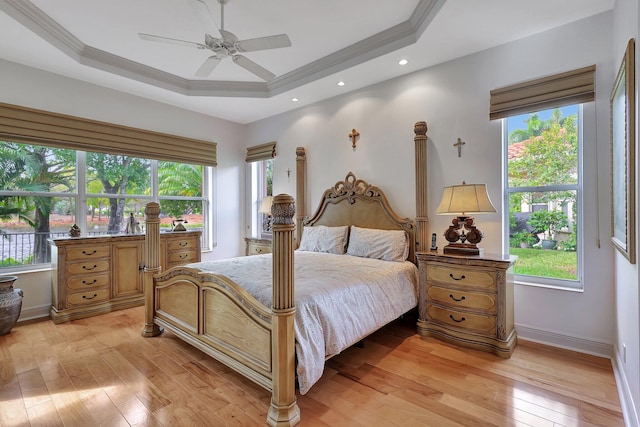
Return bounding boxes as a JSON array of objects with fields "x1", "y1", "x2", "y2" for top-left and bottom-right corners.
[
  {"x1": 398, "y1": 59, "x2": 408, "y2": 66},
  {"x1": 337, "y1": 81, "x2": 346, "y2": 86},
  {"x1": 291, "y1": 97, "x2": 299, "y2": 102}
]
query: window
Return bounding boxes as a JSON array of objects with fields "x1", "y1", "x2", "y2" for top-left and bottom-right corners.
[
  {"x1": 249, "y1": 159, "x2": 273, "y2": 239},
  {"x1": 0, "y1": 141, "x2": 209, "y2": 270},
  {"x1": 504, "y1": 105, "x2": 581, "y2": 288},
  {"x1": 246, "y1": 142, "x2": 276, "y2": 240}
]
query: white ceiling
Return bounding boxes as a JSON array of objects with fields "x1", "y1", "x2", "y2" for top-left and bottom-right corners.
[{"x1": 0, "y1": 0, "x2": 614, "y2": 124}]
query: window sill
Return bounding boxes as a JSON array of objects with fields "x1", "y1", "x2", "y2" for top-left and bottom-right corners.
[{"x1": 515, "y1": 278, "x2": 583, "y2": 293}]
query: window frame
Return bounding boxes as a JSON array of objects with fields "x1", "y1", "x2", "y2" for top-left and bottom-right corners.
[
  {"x1": 0, "y1": 144, "x2": 212, "y2": 273},
  {"x1": 502, "y1": 104, "x2": 584, "y2": 291}
]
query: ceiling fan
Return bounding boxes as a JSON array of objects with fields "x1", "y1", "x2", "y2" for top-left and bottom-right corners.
[{"x1": 138, "y1": 0, "x2": 292, "y2": 81}]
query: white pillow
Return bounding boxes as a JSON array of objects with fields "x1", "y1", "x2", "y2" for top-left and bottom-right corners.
[
  {"x1": 297, "y1": 225, "x2": 349, "y2": 254},
  {"x1": 346, "y1": 226, "x2": 409, "y2": 262}
]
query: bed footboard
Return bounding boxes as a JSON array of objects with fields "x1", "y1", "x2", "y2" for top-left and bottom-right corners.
[
  {"x1": 156, "y1": 267, "x2": 275, "y2": 388},
  {"x1": 142, "y1": 196, "x2": 300, "y2": 426}
]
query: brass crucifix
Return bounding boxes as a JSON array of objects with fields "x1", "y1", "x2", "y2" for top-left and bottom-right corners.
[
  {"x1": 349, "y1": 129, "x2": 360, "y2": 150},
  {"x1": 454, "y1": 138, "x2": 465, "y2": 157}
]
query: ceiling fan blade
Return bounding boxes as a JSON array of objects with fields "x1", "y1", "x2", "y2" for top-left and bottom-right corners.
[
  {"x1": 195, "y1": 56, "x2": 222, "y2": 77},
  {"x1": 232, "y1": 55, "x2": 276, "y2": 81},
  {"x1": 139, "y1": 33, "x2": 207, "y2": 50},
  {"x1": 219, "y1": 29, "x2": 239, "y2": 44},
  {"x1": 187, "y1": 0, "x2": 220, "y2": 35},
  {"x1": 236, "y1": 34, "x2": 292, "y2": 52}
]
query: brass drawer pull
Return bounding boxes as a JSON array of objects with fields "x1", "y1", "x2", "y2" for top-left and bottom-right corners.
[
  {"x1": 83, "y1": 293, "x2": 98, "y2": 300},
  {"x1": 179, "y1": 254, "x2": 188, "y2": 259},
  {"x1": 449, "y1": 314, "x2": 466, "y2": 323},
  {"x1": 256, "y1": 248, "x2": 262, "y2": 253},
  {"x1": 178, "y1": 242, "x2": 188, "y2": 247},
  {"x1": 82, "y1": 250, "x2": 97, "y2": 255},
  {"x1": 82, "y1": 265, "x2": 98, "y2": 271},
  {"x1": 449, "y1": 273, "x2": 466, "y2": 281},
  {"x1": 82, "y1": 279, "x2": 97, "y2": 285},
  {"x1": 449, "y1": 294, "x2": 466, "y2": 302}
]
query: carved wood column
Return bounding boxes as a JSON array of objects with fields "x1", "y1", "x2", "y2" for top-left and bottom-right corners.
[
  {"x1": 142, "y1": 202, "x2": 163, "y2": 337},
  {"x1": 295, "y1": 147, "x2": 306, "y2": 247},
  {"x1": 414, "y1": 121, "x2": 429, "y2": 254},
  {"x1": 267, "y1": 194, "x2": 300, "y2": 427}
]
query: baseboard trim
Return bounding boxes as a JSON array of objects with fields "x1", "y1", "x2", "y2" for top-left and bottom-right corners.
[
  {"x1": 515, "y1": 324, "x2": 613, "y2": 358},
  {"x1": 18, "y1": 304, "x2": 50, "y2": 322},
  {"x1": 612, "y1": 346, "x2": 639, "y2": 427}
]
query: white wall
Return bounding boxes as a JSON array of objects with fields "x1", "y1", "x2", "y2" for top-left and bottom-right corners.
[
  {"x1": 612, "y1": 0, "x2": 640, "y2": 425},
  {"x1": 0, "y1": 59, "x2": 247, "y2": 320},
  {"x1": 247, "y1": 13, "x2": 616, "y2": 350}
]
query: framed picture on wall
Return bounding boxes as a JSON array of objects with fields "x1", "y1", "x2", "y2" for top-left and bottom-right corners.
[{"x1": 610, "y1": 38, "x2": 636, "y2": 264}]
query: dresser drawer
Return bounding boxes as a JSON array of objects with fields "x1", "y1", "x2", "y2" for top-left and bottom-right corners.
[
  {"x1": 427, "y1": 264, "x2": 496, "y2": 290},
  {"x1": 248, "y1": 242, "x2": 271, "y2": 255},
  {"x1": 168, "y1": 250, "x2": 198, "y2": 264},
  {"x1": 427, "y1": 304, "x2": 496, "y2": 335},
  {"x1": 66, "y1": 260, "x2": 110, "y2": 276},
  {"x1": 67, "y1": 273, "x2": 110, "y2": 291},
  {"x1": 167, "y1": 238, "x2": 199, "y2": 251},
  {"x1": 427, "y1": 285, "x2": 496, "y2": 314},
  {"x1": 66, "y1": 289, "x2": 110, "y2": 306},
  {"x1": 66, "y1": 245, "x2": 110, "y2": 261}
]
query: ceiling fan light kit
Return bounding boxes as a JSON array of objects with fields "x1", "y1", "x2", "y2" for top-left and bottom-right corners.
[{"x1": 139, "y1": 0, "x2": 291, "y2": 81}]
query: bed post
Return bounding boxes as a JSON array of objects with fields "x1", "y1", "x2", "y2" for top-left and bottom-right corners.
[
  {"x1": 142, "y1": 202, "x2": 163, "y2": 337},
  {"x1": 414, "y1": 121, "x2": 429, "y2": 254},
  {"x1": 295, "y1": 147, "x2": 306, "y2": 247},
  {"x1": 267, "y1": 194, "x2": 300, "y2": 427}
]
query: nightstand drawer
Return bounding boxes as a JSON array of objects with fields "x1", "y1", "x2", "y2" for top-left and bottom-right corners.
[
  {"x1": 427, "y1": 285, "x2": 496, "y2": 314},
  {"x1": 427, "y1": 264, "x2": 496, "y2": 290},
  {"x1": 248, "y1": 242, "x2": 271, "y2": 255},
  {"x1": 67, "y1": 273, "x2": 110, "y2": 290},
  {"x1": 427, "y1": 304, "x2": 496, "y2": 335}
]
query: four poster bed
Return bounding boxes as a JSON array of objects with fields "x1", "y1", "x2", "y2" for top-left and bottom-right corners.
[{"x1": 142, "y1": 122, "x2": 430, "y2": 426}]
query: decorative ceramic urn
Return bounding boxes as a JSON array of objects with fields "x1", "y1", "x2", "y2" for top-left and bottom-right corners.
[{"x1": 0, "y1": 275, "x2": 23, "y2": 335}]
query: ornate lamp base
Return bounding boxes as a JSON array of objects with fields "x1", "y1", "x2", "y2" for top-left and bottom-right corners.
[
  {"x1": 442, "y1": 215, "x2": 485, "y2": 256},
  {"x1": 443, "y1": 243, "x2": 483, "y2": 256}
]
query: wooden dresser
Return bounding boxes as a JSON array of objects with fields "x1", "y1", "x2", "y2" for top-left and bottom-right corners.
[
  {"x1": 416, "y1": 252, "x2": 517, "y2": 358},
  {"x1": 50, "y1": 231, "x2": 201, "y2": 323},
  {"x1": 244, "y1": 237, "x2": 272, "y2": 256}
]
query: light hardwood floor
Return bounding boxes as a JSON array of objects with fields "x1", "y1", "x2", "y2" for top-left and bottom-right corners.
[{"x1": 0, "y1": 306, "x2": 624, "y2": 426}]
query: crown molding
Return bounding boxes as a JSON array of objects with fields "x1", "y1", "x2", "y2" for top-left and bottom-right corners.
[{"x1": 1, "y1": 0, "x2": 445, "y2": 98}]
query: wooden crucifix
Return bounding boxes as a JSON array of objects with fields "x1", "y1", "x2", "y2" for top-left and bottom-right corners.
[
  {"x1": 454, "y1": 138, "x2": 465, "y2": 157},
  {"x1": 349, "y1": 128, "x2": 360, "y2": 150}
]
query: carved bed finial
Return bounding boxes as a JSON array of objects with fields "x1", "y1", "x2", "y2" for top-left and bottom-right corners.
[
  {"x1": 145, "y1": 202, "x2": 161, "y2": 219},
  {"x1": 272, "y1": 194, "x2": 295, "y2": 225},
  {"x1": 414, "y1": 121, "x2": 428, "y2": 137},
  {"x1": 329, "y1": 172, "x2": 381, "y2": 204},
  {"x1": 296, "y1": 146, "x2": 306, "y2": 160}
]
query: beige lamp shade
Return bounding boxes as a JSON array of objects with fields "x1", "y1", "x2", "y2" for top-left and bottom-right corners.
[
  {"x1": 435, "y1": 183, "x2": 497, "y2": 215},
  {"x1": 259, "y1": 196, "x2": 273, "y2": 215}
]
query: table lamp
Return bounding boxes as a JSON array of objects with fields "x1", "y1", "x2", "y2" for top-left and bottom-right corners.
[
  {"x1": 435, "y1": 182, "x2": 496, "y2": 256},
  {"x1": 259, "y1": 196, "x2": 273, "y2": 232}
]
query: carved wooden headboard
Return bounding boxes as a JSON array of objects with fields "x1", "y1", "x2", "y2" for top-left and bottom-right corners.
[{"x1": 302, "y1": 172, "x2": 416, "y2": 263}]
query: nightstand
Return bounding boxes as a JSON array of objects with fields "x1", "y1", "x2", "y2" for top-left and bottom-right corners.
[
  {"x1": 245, "y1": 237, "x2": 272, "y2": 256},
  {"x1": 416, "y1": 252, "x2": 517, "y2": 358}
]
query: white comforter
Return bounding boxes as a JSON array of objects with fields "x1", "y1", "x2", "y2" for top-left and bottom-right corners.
[{"x1": 190, "y1": 251, "x2": 418, "y2": 394}]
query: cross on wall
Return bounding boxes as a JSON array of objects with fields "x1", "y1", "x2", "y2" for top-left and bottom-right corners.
[{"x1": 454, "y1": 138, "x2": 465, "y2": 157}]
